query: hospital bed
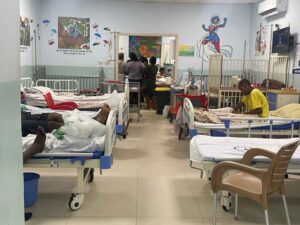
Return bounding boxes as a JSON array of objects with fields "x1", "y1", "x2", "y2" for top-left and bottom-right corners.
[
  {"x1": 21, "y1": 77, "x2": 129, "y2": 138},
  {"x1": 189, "y1": 135, "x2": 300, "y2": 211},
  {"x1": 23, "y1": 109, "x2": 116, "y2": 211},
  {"x1": 182, "y1": 98, "x2": 300, "y2": 138}
]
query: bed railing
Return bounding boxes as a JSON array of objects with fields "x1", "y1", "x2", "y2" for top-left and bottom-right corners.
[
  {"x1": 21, "y1": 77, "x2": 34, "y2": 88},
  {"x1": 183, "y1": 98, "x2": 195, "y2": 129},
  {"x1": 36, "y1": 79, "x2": 79, "y2": 93},
  {"x1": 219, "y1": 116, "x2": 300, "y2": 138},
  {"x1": 183, "y1": 97, "x2": 300, "y2": 138},
  {"x1": 45, "y1": 75, "x2": 102, "y2": 92},
  {"x1": 105, "y1": 109, "x2": 116, "y2": 156}
]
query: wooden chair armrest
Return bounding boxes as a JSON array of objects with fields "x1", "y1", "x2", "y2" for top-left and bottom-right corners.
[
  {"x1": 241, "y1": 148, "x2": 275, "y2": 165},
  {"x1": 211, "y1": 161, "x2": 266, "y2": 192}
]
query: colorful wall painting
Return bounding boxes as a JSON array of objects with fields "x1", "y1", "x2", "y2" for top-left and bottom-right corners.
[
  {"x1": 179, "y1": 44, "x2": 195, "y2": 57},
  {"x1": 58, "y1": 17, "x2": 90, "y2": 50},
  {"x1": 20, "y1": 16, "x2": 31, "y2": 46},
  {"x1": 129, "y1": 36, "x2": 162, "y2": 58},
  {"x1": 255, "y1": 24, "x2": 268, "y2": 56},
  {"x1": 198, "y1": 14, "x2": 233, "y2": 62}
]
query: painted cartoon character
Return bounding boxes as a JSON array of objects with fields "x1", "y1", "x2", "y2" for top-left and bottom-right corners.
[{"x1": 201, "y1": 15, "x2": 227, "y2": 53}]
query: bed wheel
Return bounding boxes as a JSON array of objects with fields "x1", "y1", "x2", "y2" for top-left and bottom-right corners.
[
  {"x1": 221, "y1": 192, "x2": 232, "y2": 211},
  {"x1": 88, "y1": 168, "x2": 94, "y2": 183},
  {"x1": 222, "y1": 204, "x2": 231, "y2": 211},
  {"x1": 68, "y1": 193, "x2": 84, "y2": 211}
]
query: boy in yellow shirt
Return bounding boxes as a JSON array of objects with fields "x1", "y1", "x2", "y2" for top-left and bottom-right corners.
[{"x1": 234, "y1": 79, "x2": 269, "y2": 117}]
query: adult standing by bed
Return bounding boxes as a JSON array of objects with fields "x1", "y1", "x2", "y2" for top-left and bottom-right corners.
[
  {"x1": 118, "y1": 52, "x2": 126, "y2": 82},
  {"x1": 142, "y1": 56, "x2": 158, "y2": 109},
  {"x1": 125, "y1": 52, "x2": 144, "y2": 105},
  {"x1": 234, "y1": 79, "x2": 269, "y2": 117}
]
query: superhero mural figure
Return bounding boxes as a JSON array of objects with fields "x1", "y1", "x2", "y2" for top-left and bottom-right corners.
[{"x1": 201, "y1": 15, "x2": 227, "y2": 53}]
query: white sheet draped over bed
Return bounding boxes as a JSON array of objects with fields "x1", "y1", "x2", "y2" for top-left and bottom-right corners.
[
  {"x1": 190, "y1": 135, "x2": 300, "y2": 163},
  {"x1": 22, "y1": 134, "x2": 105, "y2": 153},
  {"x1": 22, "y1": 109, "x2": 107, "y2": 153}
]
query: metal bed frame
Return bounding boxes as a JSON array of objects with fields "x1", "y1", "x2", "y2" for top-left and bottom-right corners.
[
  {"x1": 191, "y1": 55, "x2": 289, "y2": 108},
  {"x1": 22, "y1": 77, "x2": 130, "y2": 138},
  {"x1": 24, "y1": 109, "x2": 116, "y2": 211},
  {"x1": 189, "y1": 135, "x2": 300, "y2": 211},
  {"x1": 183, "y1": 98, "x2": 300, "y2": 139}
]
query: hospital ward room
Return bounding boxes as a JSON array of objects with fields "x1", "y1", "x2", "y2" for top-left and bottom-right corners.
[{"x1": 3, "y1": 0, "x2": 300, "y2": 224}]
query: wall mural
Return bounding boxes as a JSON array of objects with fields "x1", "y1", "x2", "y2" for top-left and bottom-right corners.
[
  {"x1": 129, "y1": 36, "x2": 162, "y2": 58},
  {"x1": 42, "y1": 17, "x2": 113, "y2": 62},
  {"x1": 197, "y1": 14, "x2": 233, "y2": 62},
  {"x1": 255, "y1": 23, "x2": 268, "y2": 56},
  {"x1": 58, "y1": 17, "x2": 90, "y2": 50}
]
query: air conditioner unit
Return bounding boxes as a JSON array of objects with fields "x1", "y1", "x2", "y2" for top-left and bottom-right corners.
[{"x1": 258, "y1": 0, "x2": 287, "y2": 17}]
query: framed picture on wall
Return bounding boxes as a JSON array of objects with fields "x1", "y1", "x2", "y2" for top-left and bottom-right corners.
[
  {"x1": 58, "y1": 17, "x2": 90, "y2": 50},
  {"x1": 129, "y1": 36, "x2": 162, "y2": 58}
]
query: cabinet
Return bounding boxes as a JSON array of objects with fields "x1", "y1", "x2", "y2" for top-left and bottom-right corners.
[{"x1": 267, "y1": 91, "x2": 300, "y2": 111}]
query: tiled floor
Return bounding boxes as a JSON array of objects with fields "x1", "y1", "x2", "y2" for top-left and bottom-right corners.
[{"x1": 26, "y1": 110, "x2": 300, "y2": 225}]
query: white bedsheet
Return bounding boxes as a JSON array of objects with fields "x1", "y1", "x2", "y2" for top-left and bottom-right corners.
[
  {"x1": 22, "y1": 133, "x2": 105, "y2": 153},
  {"x1": 190, "y1": 135, "x2": 300, "y2": 164}
]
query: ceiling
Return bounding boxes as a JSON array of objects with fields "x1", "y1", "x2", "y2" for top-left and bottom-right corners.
[{"x1": 107, "y1": 0, "x2": 261, "y2": 3}]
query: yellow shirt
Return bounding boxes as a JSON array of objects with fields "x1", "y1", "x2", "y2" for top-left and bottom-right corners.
[{"x1": 242, "y1": 88, "x2": 269, "y2": 118}]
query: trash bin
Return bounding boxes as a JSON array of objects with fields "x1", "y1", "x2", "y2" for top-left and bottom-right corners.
[
  {"x1": 155, "y1": 88, "x2": 170, "y2": 114},
  {"x1": 24, "y1": 172, "x2": 40, "y2": 208}
]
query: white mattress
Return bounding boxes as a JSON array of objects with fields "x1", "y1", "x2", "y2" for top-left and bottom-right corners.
[
  {"x1": 24, "y1": 105, "x2": 100, "y2": 118},
  {"x1": 26, "y1": 89, "x2": 125, "y2": 110},
  {"x1": 22, "y1": 133, "x2": 105, "y2": 153},
  {"x1": 190, "y1": 135, "x2": 300, "y2": 164}
]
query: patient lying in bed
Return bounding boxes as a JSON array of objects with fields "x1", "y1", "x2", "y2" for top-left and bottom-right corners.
[
  {"x1": 21, "y1": 104, "x2": 110, "y2": 137},
  {"x1": 22, "y1": 104, "x2": 110, "y2": 153}
]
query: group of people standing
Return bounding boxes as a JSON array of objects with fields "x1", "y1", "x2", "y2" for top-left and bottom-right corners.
[{"x1": 118, "y1": 52, "x2": 160, "y2": 109}]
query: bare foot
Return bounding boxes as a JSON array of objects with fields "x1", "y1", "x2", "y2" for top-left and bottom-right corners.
[
  {"x1": 33, "y1": 127, "x2": 46, "y2": 151},
  {"x1": 23, "y1": 127, "x2": 46, "y2": 162}
]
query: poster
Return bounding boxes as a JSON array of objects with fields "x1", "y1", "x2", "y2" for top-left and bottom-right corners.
[
  {"x1": 129, "y1": 36, "x2": 162, "y2": 58},
  {"x1": 20, "y1": 16, "x2": 30, "y2": 46},
  {"x1": 255, "y1": 24, "x2": 268, "y2": 56},
  {"x1": 58, "y1": 17, "x2": 90, "y2": 49},
  {"x1": 179, "y1": 44, "x2": 195, "y2": 57}
]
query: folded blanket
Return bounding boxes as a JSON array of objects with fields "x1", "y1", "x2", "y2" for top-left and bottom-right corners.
[{"x1": 271, "y1": 104, "x2": 300, "y2": 118}]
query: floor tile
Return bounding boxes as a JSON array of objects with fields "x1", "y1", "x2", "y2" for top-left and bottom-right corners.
[
  {"x1": 67, "y1": 216, "x2": 136, "y2": 225},
  {"x1": 137, "y1": 217, "x2": 205, "y2": 225},
  {"x1": 137, "y1": 191, "x2": 200, "y2": 217},
  {"x1": 72, "y1": 191, "x2": 137, "y2": 217}
]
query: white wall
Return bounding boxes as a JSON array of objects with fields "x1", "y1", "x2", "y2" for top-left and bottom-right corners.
[
  {"x1": 0, "y1": 0, "x2": 24, "y2": 224},
  {"x1": 250, "y1": 0, "x2": 300, "y2": 88},
  {"x1": 20, "y1": 0, "x2": 41, "y2": 66},
  {"x1": 39, "y1": 0, "x2": 252, "y2": 70}
]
